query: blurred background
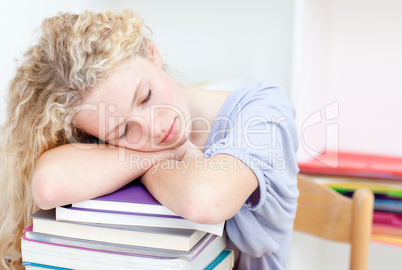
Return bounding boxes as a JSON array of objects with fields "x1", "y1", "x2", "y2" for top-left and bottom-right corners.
[{"x1": 1, "y1": 0, "x2": 401, "y2": 269}]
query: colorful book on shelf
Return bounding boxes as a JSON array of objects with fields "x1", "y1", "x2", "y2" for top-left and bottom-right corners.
[
  {"x1": 310, "y1": 175, "x2": 402, "y2": 197},
  {"x1": 371, "y1": 234, "x2": 402, "y2": 248},
  {"x1": 374, "y1": 200, "x2": 402, "y2": 213},
  {"x1": 298, "y1": 151, "x2": 402, "y2": 180},
  {"x1": 31, "y1": 209, "x2": 206, "y2": 252},
  {"x1": 21, "y1": 231, "x2": 227, "y2": 270},
  {"x1": 373, "y1": 211, "x2": 402, "y2": 224},
  {"x1": 72, "y1": 181, "x2": 179, "y2": 216},
  {"x1": 372, "y1": 211, "x2": 402, "y2": 240},
  {"x1": 372, "y1": 224, "x2": 402, "y2": 238},
  {"x1": 373, "y1": 211, "x2": 402, "y2": 228},
  {"x1": 307, "y1": 175, "x2": 402, "y2": 212}
]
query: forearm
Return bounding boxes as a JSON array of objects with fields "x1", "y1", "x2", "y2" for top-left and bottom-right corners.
[
  {"x1": 141, "y1": 154, "x2": 258, "y2": 224},
  {"x1": 32, "y1": 143, "x2": 165, "y2": 209}
]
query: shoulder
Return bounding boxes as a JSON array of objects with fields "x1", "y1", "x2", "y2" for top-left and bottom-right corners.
[
  {"x1": 232, "y1": 81, "x2": 286, "y2": 98},
  {"x1": 224, "y1": 81, "x2": 295, "y2": 120}
]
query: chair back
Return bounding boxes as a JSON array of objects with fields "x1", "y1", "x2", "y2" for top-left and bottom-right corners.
[{"x1": 294, "y1": 174, "x2": 374, "y2": 270}]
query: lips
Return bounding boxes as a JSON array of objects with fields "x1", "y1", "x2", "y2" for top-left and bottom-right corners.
[{"x1": 161, "y1": 118, "x2": 177, "y2": 144}]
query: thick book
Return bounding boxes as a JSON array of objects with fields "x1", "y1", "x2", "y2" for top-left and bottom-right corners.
[
  {"x1": 22, "y1": 250, "x2": 234, "y2": 270},
  {"x1": 25, "y1": 225, "x2": 212, "y2": 260},
  {"x1": 31, "y1": 209, "x2": 206, "y2": 252},
  {"x1": 371, "y1": 234, "x2": 402, "y2": 247},
  {"x1": 372, "y1": 224, "x2": 402, "y2": 238},
  {"x1": 373, "y1": 211, "x2": 402, "y2": 225},
  {"x1": 21, "y1": 232, "x2": 227, "y2": 270},
  {"x1": 307, "y1": 175, "x2": 402, "y2": 212},
  {"x1": 204, "y1": 250, "x2": 234, "y2": 270},
  {"x1": 308, "y1": 175, "x2": 402, "y2": 197},
  {"x1": 56, "y1": 206, "x2": 224, "y2": 236},
  {"x1": 298, "y1": 151, "x2": 402, "y2": 180},
  {"x1": 72, "y1": 181, "x2": 179, "y2": 216}
]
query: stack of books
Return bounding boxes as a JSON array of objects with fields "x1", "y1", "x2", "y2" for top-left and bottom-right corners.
[
  {"x1": 21, "y1": 181, "x2": 234, "y2": 269},
  {"x1": 298, "y1": 151, "x2": 402, "y2": 247}
]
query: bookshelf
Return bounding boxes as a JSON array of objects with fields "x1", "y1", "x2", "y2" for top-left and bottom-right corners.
[{"x1": 290, "y1": 0, "x2": 402, "y2": 268}]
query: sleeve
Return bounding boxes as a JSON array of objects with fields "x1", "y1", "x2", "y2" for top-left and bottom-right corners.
[{"x1": 204, "y1": 83, "x2": 299, "y2": 257}]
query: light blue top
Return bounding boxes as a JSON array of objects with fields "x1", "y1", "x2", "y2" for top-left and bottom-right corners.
[{"x1": 204, "y1": 82, "x2": 299, "y2": 270}]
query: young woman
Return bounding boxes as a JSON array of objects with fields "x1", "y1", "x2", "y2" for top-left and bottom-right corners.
[{"x1": 0, "y1": 10, "x2": 299, "y2": 270}]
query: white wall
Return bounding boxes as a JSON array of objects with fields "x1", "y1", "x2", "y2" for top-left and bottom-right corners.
[
  {"x1": 112, "y1": 0, "x2": 295, "y2": 90},
  {"x1": 327, "y1": 0, "x2": 402, "y2": 156},
  {"x1": 294, "y1": 0, "x2": 402, "y2": 161},
  {"x1": 0, "y1": 0, "x2": 124, "y2": 124},
  {"x1": 0, "y1": 0, "x2": 295, "y2": 124}
]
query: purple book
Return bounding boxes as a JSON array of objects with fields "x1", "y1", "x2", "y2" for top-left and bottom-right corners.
[
  {"x1": 72, "y1": 181, "x2": 178, "y2": 217},
  {"x1": 60, "y1": 182, "x2": 225, "y2": 236}
]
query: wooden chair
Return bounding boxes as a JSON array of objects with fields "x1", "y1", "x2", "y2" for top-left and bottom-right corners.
[{"x1": 294, "y1": 174, "x2": 374, "y2": 270}]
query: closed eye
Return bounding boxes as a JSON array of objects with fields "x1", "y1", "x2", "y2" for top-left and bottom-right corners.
[
  {"x1": 119, "y1": 124, "x2": 129, "y2": 140},
  {"x1": 141, "y1": 89, "x2": 152, "y2": 104}
]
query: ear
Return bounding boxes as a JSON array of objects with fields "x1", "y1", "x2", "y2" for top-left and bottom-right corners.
[{"x1": 148, "y1": 42, "x2": 164, "y2": 68}]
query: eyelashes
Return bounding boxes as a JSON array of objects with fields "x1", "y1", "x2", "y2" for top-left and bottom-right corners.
[
  {"x1": 119, "y1": 89, "x2": 152, "y2": 140},
  {"x1": 141, "y1": 89, "x2": 152, "y2": 105},
  {"x1": 119, "y1": 124, "x2": 129, "y2": 140}
]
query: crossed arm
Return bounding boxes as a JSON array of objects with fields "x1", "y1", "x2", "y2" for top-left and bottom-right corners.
[{"x1": 32, "y1": 143, "x2": 259, "y2": 224}]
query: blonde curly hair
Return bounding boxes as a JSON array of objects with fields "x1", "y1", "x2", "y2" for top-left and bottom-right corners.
[{"x1": 0, "y1": 10, "x2": 153, "y2": 269}]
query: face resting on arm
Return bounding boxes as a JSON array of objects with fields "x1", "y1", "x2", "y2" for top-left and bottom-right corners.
[{"x1": 71, "y1": 45, "x2": 259, "y2": 225}]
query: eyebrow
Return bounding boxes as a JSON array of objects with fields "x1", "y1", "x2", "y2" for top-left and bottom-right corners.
[{"x1": 105, "y1": 77, "x2": 144, "y2": 140}]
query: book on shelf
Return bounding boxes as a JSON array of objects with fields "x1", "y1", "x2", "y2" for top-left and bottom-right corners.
[
  {"x1": 372, "y1": 211, "x2": 402, "y2": 238},
  {"x1": 298, "y1": 151, "x2": 402, "y2": 248},
  {"x1": 31, "y1": 209, "x2": 206, "y2": 252},
  {"x1": 371, "y1": 234, "x2": 402, "y2": 248},
  {"x1": 21, "y1": 230, "x2": 227, "y2": 270},
  {"x1": 306, "y1": 175, "x2": 402, "y2": 197},
  {"x1": 372, "y1": 225, "x2": 402, "y2": 238},
  {"x1": 305, "y1": 174, "x2": 402, "y2": 213},
  {"x1": 298, "y1": 151, "x2": 402, "y2": 181}
]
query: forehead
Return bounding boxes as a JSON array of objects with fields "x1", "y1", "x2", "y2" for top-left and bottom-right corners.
[
  {"x1": 85, "y1": 58, "x2": 141, "y2": 103},
  {"x1": 73, "y1": 57, "x2": 150, "y2": 137}
]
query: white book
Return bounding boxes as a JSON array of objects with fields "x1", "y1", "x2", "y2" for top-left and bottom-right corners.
[
  {"x1": 23, "y1": 250, "x2": 234, "y2": 270},
  {"x1": 31, "y1": 209, "x2": 206, "y2": 252},
  {"x1": 21, "y1": 233, "x2": 227, "y2": 270},
  {"x1": 56, "y1": 206, "x2": 224, "y2": 236},
  {"x1": 25, "y1": 229, "x2": 213, "y2": 260}
]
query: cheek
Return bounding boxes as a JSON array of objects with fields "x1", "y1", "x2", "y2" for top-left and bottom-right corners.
[
  {"x1": 120, "y1": 121, "x2": 152, "y2": 150},
  {"x1": 125, "y1": 129, "x2": 146, "y2": 146},
  {"x1": 162, "y1": 91, "x2": 189, "y2": 117}
]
